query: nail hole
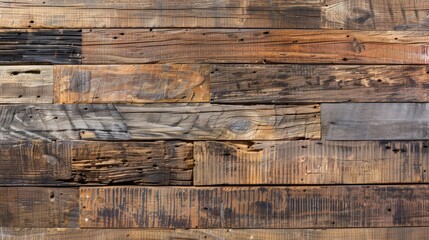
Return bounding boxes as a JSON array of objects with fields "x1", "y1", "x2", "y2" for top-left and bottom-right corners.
[
  {"x1": 49, "y1": 192, "x2": 54, "y2": 199},
  {"x1": 385, "y1": 146, "x2": 391, "y2": 150},
  {"x1": 120, "y1": 32, "x2": 124, "y2": 35},
  {"x1": 343, "y1": 58, "x2": 348, "y2": 61},
  {"x1": 263, "y1": 31, "x2": 269, "y2": 35},
  {"x1": 387, "y1": 208, "x2": 391, "y2": 212},
  {"x1": 377, "y1": 79, "x2": 382, "y2": 82},
  {"x1": 30, "y1": 20, "x2": 34, "y2": 23},
  {"x1": 113, "y1": 36, "x2": 118, "y2": 39},
  {"x1": 149, "y1": 28, "x2": 153, "y2": 32},
  {"x1": 153, "y1": 164, "x2": 158, "y2": 168},
  {"x1": 37, "y1": 95, "x2": 41, "y2": 98},
  {"x1": 239, "y1": 38, "x2": 244, "y2": 42},
  {"x1": 53, "y1": 116, "x2": 58, "y2": 119},
  {"x1": 301, "y1": 146, "x2": 307, "y2": 148},
  {"x1": 18, "y1": 95, "x2": 23, "y2": 98}
]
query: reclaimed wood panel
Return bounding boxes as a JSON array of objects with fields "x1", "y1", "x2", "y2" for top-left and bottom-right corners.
[
  {"x1": 0, "y1": 30, "x2": 81, "y2": 64},
  {"x1": 323, "y1": 0, "x2": 429, "y2": 30},
  {"x1": 210, "y1": 64, "x2": 429, "y2": 103},
  {"x1": 194, "y1": 141, "x2": 429, "y2": 185},
  {"x1": 0, "y1": 66, "x2": 53, "y2": 103},
  {"x1": 83, "y1": 29, "x2": 429, "y2": 64},
  {"x1": 3, "y1": 227, "x2": 429, "y2": 240},
  {"x1": 54, "y1": 64, "x2": 209, "y2": 103},
  {"x1": 0, "y1": 0, "x2": 321, "y2": 29},
  {"x1": 80, "y1": 185, "x2": 429, "y2": 228},
  {"x1": 322, "y1": 103, "x2": 429, "y2": 140},
  {"x1": 0, "y1": 188, "x2": 78, "y2": 228},
  {"x1": 0, "y1": 140, "x2": 193, "y2": 186}
]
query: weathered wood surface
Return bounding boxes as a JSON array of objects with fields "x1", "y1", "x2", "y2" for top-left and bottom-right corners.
[
  {"x1": 0, "y1": 140, "x2": 193, "y2": 186},
  {"x1": 210, "y1": 64, "x2": 429, "y2": 103},
  {"x1": 3, "y1": 228, "x2": 429, "y2": 240},
  {"x1": 0, "y1": 66, "x2": 53, "y2": 103},
  {"x1": 0, "y1": 188, "x2": 78, "y2": 228},
  {"x1": 83, "y1": 29, "x2": 429, "y2": 64},
  {"x1": 0, "y1": 104, "x2": 319, "y2": 141},
  {"x1": 194, "y1": 141, "x2": 429, "y2": 185},
  {"x1": 0, "y1": 30, "x2": 81, "y2": 64},
  {"x1": 80, "y1": 185, "x2": 429, "y2": 228},
  {"x1": 322, "y1": 103, "x2": 429, "y2": 140},
  {"x1": 0, "y1": 1, "x2": 321, "y2": 29},
  {"x1": 323, "y1": 0, "x2": 429, "y2": 30},
  {"x1": 54, "y1": 64, "x2": 209, "y2": 103}
]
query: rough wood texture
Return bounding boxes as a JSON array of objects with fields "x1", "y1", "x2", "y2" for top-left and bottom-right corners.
[
  {"x1": 0, "y1": 0, "x2": 321, "y2": 29},
  {"x1": 0, "y1": 66, "x2": 53, "y2": 103},
  {"x1": 54, "y1": 64, "x2": 209, "y2": 103},
  {"x1": 80, "y1": 185, "x2": 429, "y2": 228},
  {"x1": 117, "y1": 104, "x2": 320, "y2": 140},
  {"x1": 0, "y1": 188, "x2": 78, "y2": 228},
  {"x1": 322, "y1": 103, "x2": 429, "y2": 140},
  {"x1": 323, "y1": 0, "x2": 429, "y2": 30},
  {"x1": 0, "y1": 140, "x2": 193, "y2": 186},
  {"x1": 194, "y1": 141, "x2": 429, "y2": 185},
  {"x1": 210, "y1": 64, "x2": 429, "y2": 103},
  {"x1": 83, "y1": 29, "x2": 429, "y2": 64},
  {"x1": 3, "y1": 227, "x2": 429, "y2": 240},
  {"x1": 0, "y1": 30, "x2": 81, "y2": 64}
]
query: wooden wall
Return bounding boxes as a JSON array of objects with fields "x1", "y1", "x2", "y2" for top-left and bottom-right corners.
[{"x1": 1, "y1": 0, "x2": 429, "y2": 239}]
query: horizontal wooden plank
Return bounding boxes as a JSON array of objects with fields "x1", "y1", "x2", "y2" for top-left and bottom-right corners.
[
  {"x1": 54, "y1": 64, "x2": 209, "y2": 103},
  {"x1": 0, "y1": 104, "x2": 319, "y2": 141},
  {"x1": 322, "y1": 103, "x2": 429, "y2": 140},
  {"x1": 210, "y1": 64, "x2": 429, "y2": 103},
  {"x1": 0, "y1": 140, "x2": 193, "y2": 186},
  {"x1": 0, "y1": 187, "x2": 78, "y2": 228},
  {"x1": 0, "y1": 0, "x2": 321, "y2": 29},
  {"x1": 83, "y1": 29, "x2": 429, "y2": 64},
  {"x1": 0, "y1": 30, "x2": 81, "y2": 64},
  {"x1": 194, "y1": 141, "x2": 429, "y2": 185},
  {"x1": 80, "y1": 185, "x2": 429, "y2": 228},
  {"x1": 3, "y1": 227, "x2": 429, "y2": 240},
  {"x1": 0, "y1": 66, "x2": 53, "y2": 103}
]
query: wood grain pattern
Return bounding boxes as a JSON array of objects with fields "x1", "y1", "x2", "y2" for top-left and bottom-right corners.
[
  {"x1": 0, "y1": 188, "x2": 78, "y2": 228},
  {"x1": 0, "y1": 0, "x2": 321, "y2": 29},
  {"x1": 0, "y1": 140, "x2": 193, "y2": 186},
  {"x1": 54, "y1": 64, "x2": 209, "y2": 103},
  {"x1": 0, "y1": 66, "x2": 53, "y2": 104},
  {"x1": 194, "y1": 141, "x2": 429, "y2": 185},
  {"x1": 0, "y1": 30, "x2": 81, "y2": 64},
  {"x1": 322, "y1": 103, "x2": 429, "y2": 140},
  {"x1": 80, "y1": 185, "x2": 429, "y2": 228},
  {"x1": 210, "y1": 64, "x2": 429, "y2": 103},
  {"x1": 83, "y1": 29, "x2": 429, "y2": 64},
  {"x1": 3, "y1": 227, "x2": 429, "y2": 240}
]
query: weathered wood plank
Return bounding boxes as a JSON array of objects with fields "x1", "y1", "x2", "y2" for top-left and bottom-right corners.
[
  {"x1": 210, "y1": 64, "x2": 429, "y2": 103},
  {"x1": 0, "y1": 30, "x2": 81, "y2": 64},
  {"x1": 322, "y1": 0, "x2": 429, "y2": 30},
  {"x1": 322, "y1": 103, "x2": 429, "y2": 140},
  {"x1": 0, "y1": 66, "x2": 53, "y2": 103},
  {"x1": 0, "y1": 0, "x2": 321, "y2": 29},
  {"x1": 83, "y1": 29, "x2": 429, "y2": 64},
  {"x1": 80, "y1": 185, "x2": 429, "y2": 228},
  {"x1": 3, "y1": 227, "x2": 429, "y2": 240},
  {"x1": 0, "y1": 140, "x2": 193, "y2": 186},
  {"x1": 0, "y1": 188, "x2": 78, "y2": 228},
  {"x1": 54, "y1": 64, "x2": 209, "y2": 103},
  {"x1": 194, "y1": 141, "x2": 429, "y2": 185}
]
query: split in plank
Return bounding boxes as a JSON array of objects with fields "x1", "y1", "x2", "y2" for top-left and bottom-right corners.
[
  {"x1": 0, "y1": 104, "x2": 319, "y2": 141},
  {"x1": 54, "y1": 64, "x2": 209, "y2": 103},
  {"x1": 194, "y1": 141, "x2": 429, "y2": 185},
  {"x1": 80, "y1": 185, "x2": 429, "y2": 228},
  {"x1": 0, "y1": 0, "x2": 321, "y2": 29},
  {"x1": 210, "y1": 64, "x2": 429, "y2": 103},
  {"x1": 0, "y1": 140, "x2": 193, "y2": 186},
  {"x1": 83, "y1": 29, "x2": 429, "y2": 64},
  {"x1": 0, "y1": 187, "x2": 78, "y2": 228},
  {"x1": 322, "y1": 103, "x2": 429, "y2": 140}
]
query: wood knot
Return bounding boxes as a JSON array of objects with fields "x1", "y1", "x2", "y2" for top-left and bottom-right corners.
[
  {"x1": 352, "y1": 38, "x2": 365, "y2": 54},
  {"x1": 228, "y1": 118, "x2": 252, "y2": 133}
]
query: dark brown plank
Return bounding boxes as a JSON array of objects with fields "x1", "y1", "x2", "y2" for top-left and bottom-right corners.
[
  {"x1": 0, "y1": 30, "x2": 81, "y2": 64},
  {"x1": 83, "y1": 29, "x2": 429, "y2": 64},
  {"x1": 54, "y1": 64, "x2": 209, "y2": 103},
  {"x1": 322, "y1": 103, "x2": 429, "y2": 140},
  {"x1": 0, "y1": 187, "x2": 78, "y2": 228},
  {"x1": 194, "y1": 141, "x2": 429, "y2": 185},
  {"x1": 3, "y1": 227, "x2": 429, "y2": 240},
  {"x1": 0, "y1": 0, "x2": 321, "y2": 29},
  {"x1": 80, "y1": 185, "x2": 429, "y2": 228},
  {"x1": 210, "y1": 64, "x2": 429, "y2": 103}
]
